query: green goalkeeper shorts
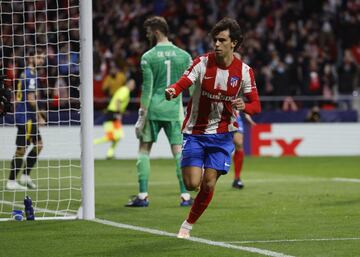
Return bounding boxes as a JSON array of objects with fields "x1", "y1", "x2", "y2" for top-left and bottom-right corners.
[{"x1": 141, "y1": 120, "x2": 183, "y2": 145}]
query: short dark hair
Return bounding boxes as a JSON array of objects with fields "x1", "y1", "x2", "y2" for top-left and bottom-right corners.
[
  {"x1": 144, "y1": 16, "x2": 169, "y2": 36},
  {"x1": 210, "y1": 18, "x2": 243, "y2": 50}
]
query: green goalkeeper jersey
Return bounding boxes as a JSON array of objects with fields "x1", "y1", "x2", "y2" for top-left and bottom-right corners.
[{"x1": 140, "y1": 42, "x2": 192, "y2": 121}]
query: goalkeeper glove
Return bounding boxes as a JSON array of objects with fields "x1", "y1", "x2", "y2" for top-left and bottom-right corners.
[{"x1": 135, "y1": 108, "x2": 147, "y2": 139}]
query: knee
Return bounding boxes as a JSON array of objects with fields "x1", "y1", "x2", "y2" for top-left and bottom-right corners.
[
  {"x1": 183, "y1": 179, "x2": 200, "y2": 191},
  {"x1": 201, "y1": 180, "x2": 216, "y2": 192}
]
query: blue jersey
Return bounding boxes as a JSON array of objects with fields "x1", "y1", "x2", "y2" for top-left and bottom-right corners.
[{"x1": 15, "y1": 67, "x2": 38, "y2": 124}]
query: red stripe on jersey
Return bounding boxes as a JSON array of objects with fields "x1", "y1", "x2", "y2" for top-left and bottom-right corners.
[
  {"x1": 182, "y1": 98, "x2": 192, "y2": 131},
  {"x1": 193, "y1": 94, "x2": 213, "y2": 134},
  {"x1": 216, "y1": 58, "x2": 243, "y2": 133}
]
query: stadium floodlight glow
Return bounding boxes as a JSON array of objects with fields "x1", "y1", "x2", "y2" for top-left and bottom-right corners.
[{"x1": 0, "y1": 0, "x2": 94, "y2": 221}]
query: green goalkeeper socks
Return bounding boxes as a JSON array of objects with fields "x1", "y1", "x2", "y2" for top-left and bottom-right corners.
[
  {"x1": 137, "y1": 153, "x2": 150, "y2": 193},
  {"x1": 175, "y1": 153, "x2": 187, "y2": 194}
]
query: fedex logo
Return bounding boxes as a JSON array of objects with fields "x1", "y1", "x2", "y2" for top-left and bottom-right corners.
[{"x1": 250, "y1": 124, "x2": 303, "y2": 156}]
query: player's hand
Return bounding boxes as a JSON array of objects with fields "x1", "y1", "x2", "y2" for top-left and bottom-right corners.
[
  {"x1": 38, "y1": 116, "x2": 46, "y2": 126},
  {"x1": 165, "y1": 88, "x2": 176, "y2": 101},
  {"x1": 135, "y1": 108, "x2": 147, "y2": 139},
  {"x1": 38, "y1": 111, "x2": 47, "y2": 126},
  {"x1": 231, "y1": 98, "x2": 245, "y2": 111}
]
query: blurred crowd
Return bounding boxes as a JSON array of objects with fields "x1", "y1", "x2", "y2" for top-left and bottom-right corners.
[
  {"x1": 93, "y1": 0, "x2": 360, "y2": 111},
  {"x1": 0, "y1": 0, "x2": 80, "y2": 111},
  {"x1": 1, "y1": 0, "x2": 359, "y2": 113}
]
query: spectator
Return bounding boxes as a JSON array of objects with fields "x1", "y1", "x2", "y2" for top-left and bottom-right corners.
[{"x1": 102, "y1": 63, "x2": 127, "y2": 97}]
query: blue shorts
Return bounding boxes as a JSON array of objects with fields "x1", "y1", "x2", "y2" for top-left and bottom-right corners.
[
  {"x1": 181, "y1": 133, "x2": 235, "y2": 174},
  {"x1": 236, "y1": 115, "x2": 244, "y2": 133}
]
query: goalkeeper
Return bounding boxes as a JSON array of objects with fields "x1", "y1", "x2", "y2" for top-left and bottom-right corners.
[
  {"x1": 125, "y1": 16, "x2": 192, "y2": 207},
  {"x1": 94, "y1": 79, "x2": 135, "y2": 159},
  {"x1": 6, "y1": 49, "x2": 46, "y2": 190}
]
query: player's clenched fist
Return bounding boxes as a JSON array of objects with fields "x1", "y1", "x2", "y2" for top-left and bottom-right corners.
[
  {"x1": 165, "y1": 88, "x2": 176, "y2": 100},
  {"x1": 231, "y1": 98, "x2": 245, "y2": 111}
]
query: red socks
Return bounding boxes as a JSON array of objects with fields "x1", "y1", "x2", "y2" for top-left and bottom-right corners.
[
  {"x1": 187, "y1": 187, "x2": 214, "y2": 224},
  {"x1": 233, "y1": 149, "x2": 244, "y2": 180}
]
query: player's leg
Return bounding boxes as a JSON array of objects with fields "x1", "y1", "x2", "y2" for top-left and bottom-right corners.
[
  {"x1": 165, "y1": 120, "x2": 192, "y2": 206},
  {"x1": 94, "y1": 120, "x2": 114, "y2": 145},
  {"x1": 232, "y1": 115, "x2": 245, "y2": 189},
  {"x1": 125, "y1": 119, "x2": 157, "y2": 207},
  {"x1": 20, "y1": 122, "x2": 42, "y2": 189},
  {"x1": 178, "y1": 133, "x2": 234, "y2": 238},
  {"x1": 232, "y1": 132, "x2": 244, "y2": 189},
  {"x1": 7, "y1": 125, "x2": 27, "y2": 190},
  {"x1": 178, "y1": 168, "x2": 220, "y2": 238},
  {"x1": 106, "y1": 120, "x2": 124, "y2": 159}
]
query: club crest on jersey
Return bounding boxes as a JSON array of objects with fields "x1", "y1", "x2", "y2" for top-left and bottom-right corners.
[{"x1": 229, "y1": 76, "x2": 239, "y2": 87}]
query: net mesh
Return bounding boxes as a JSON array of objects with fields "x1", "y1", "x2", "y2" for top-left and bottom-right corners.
[{"x1": 0, "y1": 0, "x2": 81, "y2": 220}]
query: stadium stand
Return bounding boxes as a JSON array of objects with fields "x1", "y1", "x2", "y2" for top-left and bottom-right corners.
[{"x1": 1, "y1": 0, "x2": 359, "y2": 124}]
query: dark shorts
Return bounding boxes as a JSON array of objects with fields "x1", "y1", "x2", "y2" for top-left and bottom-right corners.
[
  {"x1": 15, "y1": 120, "x2": 42, "y2": 147},
  {"x1": 181, "y1": 132, "x2": 235, "y2": 174}
]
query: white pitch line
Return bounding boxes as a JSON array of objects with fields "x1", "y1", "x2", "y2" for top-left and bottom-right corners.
[
  {"x1": 0, "y1": 200, "x2": 76, "y2": 217},
  {"x1": 226, "y1": 237, "x2": 360, "y2": 244},
  {"x1": 93, "y1": 218, "x2": 295, "y2": 257},
  {"x1": 332, "y1": 178, "x2": 360, "y2": 183}
]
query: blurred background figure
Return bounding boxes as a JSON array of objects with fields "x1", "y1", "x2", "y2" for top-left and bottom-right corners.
[{"x1": 94, "y1": 79, "x2": 136, "y2": 159}]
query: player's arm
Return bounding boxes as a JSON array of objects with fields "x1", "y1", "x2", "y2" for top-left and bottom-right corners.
[
  {"x1": 244, "y1": 113, "x2": 256, "y2": 126},
  {"x1": 115, "y1": 79, "x2": 134, "y2": 117},
  {"x1": 231, "y1": 68, "x2": 261, "y2": 115},
  {"x1": 165, "y1": 56, "x2": 200, "y2": 100},
  {"x1": 135, "y1": 57, "x2": 153, "y2": 138},
  {"x1": 27, "y1": 76, "x2": 47, "y2": 124}
]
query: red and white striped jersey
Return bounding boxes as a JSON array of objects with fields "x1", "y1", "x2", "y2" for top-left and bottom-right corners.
[{"x1": 170, "y1": 52, "x2": 260, "y2": 135}]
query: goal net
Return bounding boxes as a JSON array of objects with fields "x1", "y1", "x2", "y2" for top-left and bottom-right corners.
[{"x1": 0, "y1": 0, "x2": 92, "y2": 221}]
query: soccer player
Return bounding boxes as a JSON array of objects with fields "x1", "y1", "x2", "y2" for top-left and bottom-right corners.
[
  {"x1": 6, "y1": 49, "x2": 46, "y2": 190},
  {"x1": 232, "y1": 113, "x2": 256, "y2": 189},
  {"x1": 94, "y1": 79, "x2": 136, "y2": 159},
  {"x1": 125, "y1": 16, "x2": 193, "y2": 207},
  {"x1": 165, "y1": 18, "x2": 261, "y2": 238}
]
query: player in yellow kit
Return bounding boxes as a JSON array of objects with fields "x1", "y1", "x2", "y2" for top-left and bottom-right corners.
[{"x1": 94, "y1": 79, "x2": 135, "y2": 159}]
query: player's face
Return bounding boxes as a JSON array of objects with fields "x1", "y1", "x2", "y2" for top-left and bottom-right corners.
[
  {"x1": 213, "y1": 29, "x2": 236, "y2": 59},
  {"x1": 146, "y1": 27, "x2": 156, "y2": 46},
  {"x1": 35, "y1": 54, "x2": 45, "y2": 67}
]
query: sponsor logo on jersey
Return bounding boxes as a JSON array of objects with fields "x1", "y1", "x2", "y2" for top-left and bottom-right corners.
[{"x1": 201, "y1": 90, "x2": 236, "y2": 102}]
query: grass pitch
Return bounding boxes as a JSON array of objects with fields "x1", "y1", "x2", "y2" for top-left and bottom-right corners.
[{"x1": 1, "y1": 157, "x2": 359, "y2": 257}]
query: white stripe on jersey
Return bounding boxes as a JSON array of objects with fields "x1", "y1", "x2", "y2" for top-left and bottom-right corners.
[
  {"x1": 183, "y1": 83, "x2": 201, "y2": 134},
  {"x1": 188, "y1": 56, "x2": 208, "y2": 83},
  {"x1": 241, "y1": 63, "x2": 252, "y2": 94},
  {"x1": 214, "y1": 69, "x2": 229, "y2": 91},
  {"x1": 205, "y1": 101, "x2": 224, "y2": 134}
]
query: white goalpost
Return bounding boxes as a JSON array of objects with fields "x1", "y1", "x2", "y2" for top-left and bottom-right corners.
[{"x1": 0, "y1": 0, "x2": 94, "y2": 221}]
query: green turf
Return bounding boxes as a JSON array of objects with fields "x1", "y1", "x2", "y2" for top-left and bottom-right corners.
[{"x1": 1, "y1": 157, "x2": 359, "y2": 257}]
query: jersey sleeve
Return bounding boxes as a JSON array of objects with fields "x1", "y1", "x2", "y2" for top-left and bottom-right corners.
[
  {"x1": 140, "y1": 55, "x2": 153, "y2": 109},
  {"x1": 170, "y1": 56, "x2": 202, "y2": 97},
  {"x1": 241, "y1": 67, "x2": 261, "y2": 114}
]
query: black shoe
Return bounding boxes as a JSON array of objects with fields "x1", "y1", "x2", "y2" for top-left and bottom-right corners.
[
  {"x1": 232, "y1": 179, "x2": 244, "y2": 189},
  {"x1": 180, "y1": 197, "x2": 193, "y2": 207},
  {"x1": 125, "y1": 196, "x2": 149, "y2": 207}
]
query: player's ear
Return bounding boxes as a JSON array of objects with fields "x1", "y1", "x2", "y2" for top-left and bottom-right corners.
[{"x1": 231, "y1": 40, "x2": 237, "y2": 49}]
